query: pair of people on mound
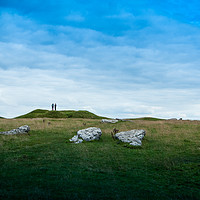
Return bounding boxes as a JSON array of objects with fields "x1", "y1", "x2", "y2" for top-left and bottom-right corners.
[{"x1": 51, "y1": 103, "x2": 57, "y2": 111}]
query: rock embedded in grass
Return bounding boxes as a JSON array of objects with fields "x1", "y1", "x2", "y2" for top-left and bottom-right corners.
[
  {"x1": 114, "y1": 129, "x2": 146, "y2": 146},
  {"x1": 0, "y1": 125, "x2": 30, "y2": 135},
  {"x1": 101, "y1": 119, "x2": 118, "y2": 123},
  {"x1": 69, "y1": 127, "x2": 102, "y2": 143},
  {"x1": 69, "y1": 135, "x2": 83, "y2": 144}
]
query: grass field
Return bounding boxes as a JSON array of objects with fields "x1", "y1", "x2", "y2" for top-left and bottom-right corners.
[{"x1": 0, "y1": 118, "x2": 199, "y2": 199}]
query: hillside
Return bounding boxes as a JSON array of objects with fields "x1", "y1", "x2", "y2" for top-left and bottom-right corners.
[
  {"x1": 15, "y1": 109, "x2": 105, "y2": 119},
  {"x1": 131, "y1": 117, "x2": 164, "y2": 121}
]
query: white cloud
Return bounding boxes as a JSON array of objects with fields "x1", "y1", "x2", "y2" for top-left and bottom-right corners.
[
  {"x1": 1, "y1": 12, "x2": 200, "y2": 119},
  {"x1": 0, "y1": 67, "x2": 200, "y2": 119},
  {"x1": 106, "y1": 12, "x2": 135, "y2": 20},
  {"x1": 65, "y1": 13, "x2": 85, "y2": 22}
]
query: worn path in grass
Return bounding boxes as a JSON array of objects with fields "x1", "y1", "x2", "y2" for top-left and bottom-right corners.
[{"x1": 0, "y1": 119, "x2": 200, "y2": 199}]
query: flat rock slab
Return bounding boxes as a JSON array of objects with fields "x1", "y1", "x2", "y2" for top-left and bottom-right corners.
[
  {"x1": 0, "y1": 125, "x2": 30, "y2": 135},
  {"x1": 69, "y1": 127, "x2": 102, "y2": 143},
  {"x1": 101, "y1": 119, "x2": 118, "y2": 123},
  {"x1": 115, "y1": 129, "x2": 146, "y2": 146}
]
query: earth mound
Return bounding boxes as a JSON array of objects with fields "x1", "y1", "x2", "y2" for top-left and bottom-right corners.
[{"x1": 16, "y1": 109, "x2": 105, "y2": 119}]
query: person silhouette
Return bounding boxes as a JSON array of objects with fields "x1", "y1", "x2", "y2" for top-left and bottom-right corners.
[
  {"x1": 52, "y1": 103, "x2": 54, "y2": 111},
  {"x1": 55, "y1": 103, "x2": 57, "y2": 111}
]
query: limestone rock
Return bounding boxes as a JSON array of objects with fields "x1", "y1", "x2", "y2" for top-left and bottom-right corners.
[
  {"x1": 69, "y1": 127, "x2": 102, "y2": 143},
  {"x1": 114, "y1": 129, "x2": 146, "y2": 146},
  {"x1": 77, "y1": 127, "x2": 102, "y2": 141},
  {"x1": 69, "y1": 135, "x2": 83, "y2": 144},
  {"x1": 101, "y1": 119, "x2": 118, "y2": 123},
  {"x1": 0, "y1": 125, "x2": 30, "y2": 135}
]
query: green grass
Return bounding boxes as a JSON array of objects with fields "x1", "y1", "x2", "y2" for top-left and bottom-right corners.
[
  {"x1": 0, "y1": 119, "x2": 199, "y2": 199},
  {"x1": 15, "y1": 109, "x2": 105, "y2": 119}
]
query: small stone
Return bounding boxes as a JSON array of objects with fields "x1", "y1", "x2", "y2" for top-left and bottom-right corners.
[
  {"x1": 75, "y1": 139, "x2": 83, "y2": 144},
  {"x1": 101, "y1": 119, "x2": 118, "y2": 123},
  {"x1": 69, "y1": 135, "x2": 78, "y2": 142}
]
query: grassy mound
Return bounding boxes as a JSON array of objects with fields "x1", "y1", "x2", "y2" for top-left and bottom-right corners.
[
  {"x1": 16, "y1": 109, "x2": 105, "y2": 119},
  {"x1": 131, "y1": 117, "x2": 164, "y2": 121}
]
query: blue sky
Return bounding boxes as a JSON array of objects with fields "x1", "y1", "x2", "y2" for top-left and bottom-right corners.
[{"x1": 0, "y1": 0, "x2": 200, "y2": 119}]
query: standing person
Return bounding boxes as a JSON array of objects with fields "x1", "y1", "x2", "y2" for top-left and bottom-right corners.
[
  {"x1": 52, "y1": 103, "x2": 54, "y2": 111},
  {"x1": 55, "y1": 103, "x2": 57, "y2": 111}
]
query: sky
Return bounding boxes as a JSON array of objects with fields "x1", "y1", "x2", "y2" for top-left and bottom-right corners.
[{"x1": 0, "y1": 0, "x2": 200, "y2": 119}]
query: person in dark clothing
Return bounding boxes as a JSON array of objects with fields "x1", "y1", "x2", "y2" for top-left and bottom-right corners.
[
  {"x1": 52, "y1": 103, "x2": 54, "y2": 111},
  {"x1": 55, "y1": 103, "x2": 57, "y2": 111}
]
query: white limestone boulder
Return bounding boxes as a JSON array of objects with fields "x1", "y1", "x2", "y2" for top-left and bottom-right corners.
[
  {"x1": 0, "y1": 125, "x2": 30, "y2": 135},
  {"x1": 114, "y1": 129, "x2": 146, "y2": 146},
  {"x1": 101, "y1": 119, "x2": 118, "y2": 123},
  {"x1": 77, "y1": 127, "x2": 102, "y2": 141},
  {"x1": 69, "y1": 127, "x2": 102, "y2": 143}
]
